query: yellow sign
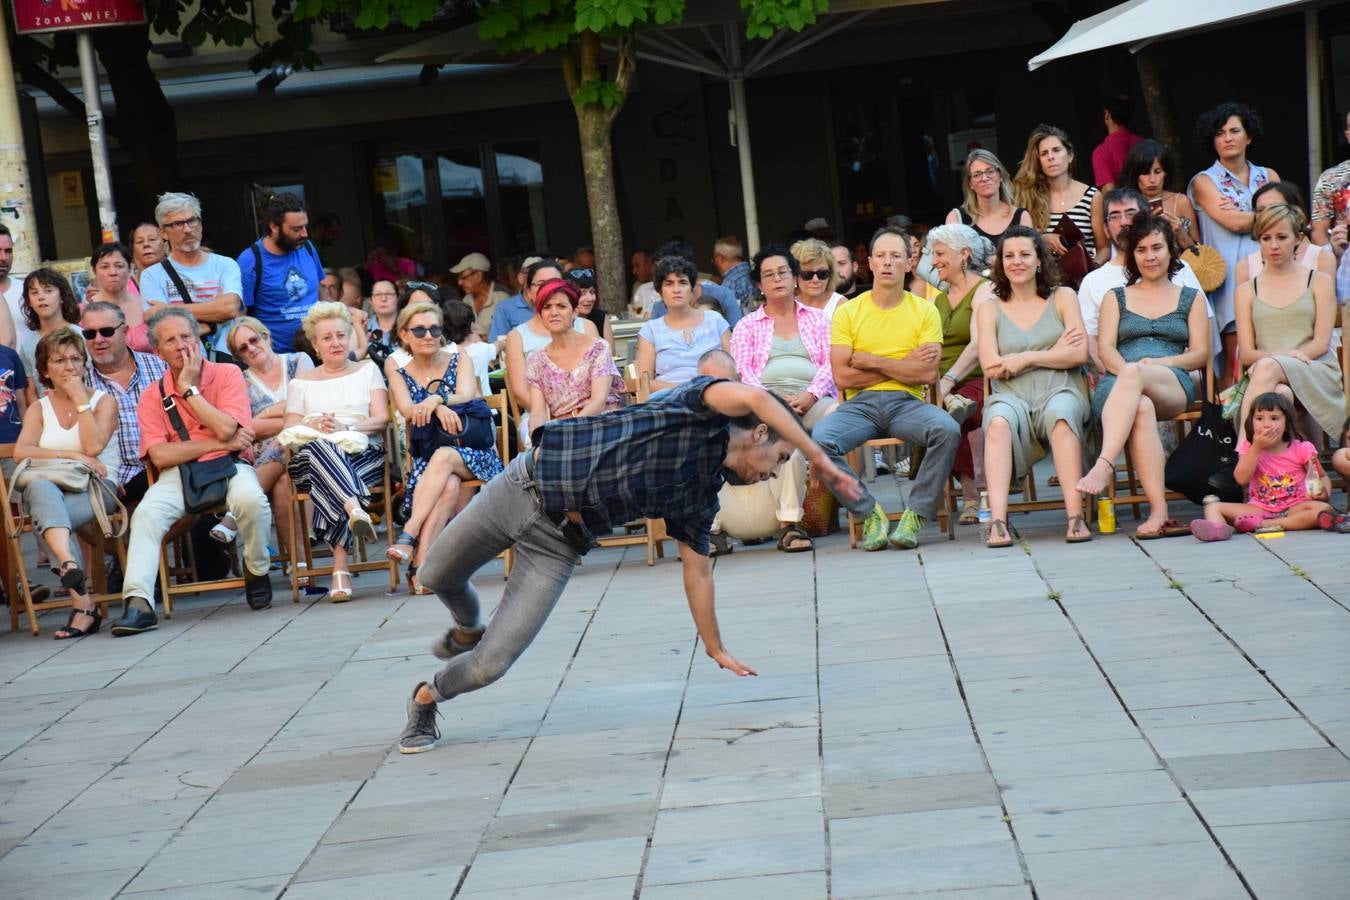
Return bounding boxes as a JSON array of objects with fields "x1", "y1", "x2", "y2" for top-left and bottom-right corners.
[
  {"x1": 58, "y1": 171, "x2": 84, "y2": 208},
  {"x1": 373, "y1": 163, "x2": 399, "y2": 193}
]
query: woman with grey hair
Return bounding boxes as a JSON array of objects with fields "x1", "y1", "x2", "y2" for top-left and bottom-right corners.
[
  {"x1": 946, "y1": 149, "x2": 1032, "y2": 246},
  {"x1": 928, "y1": 223, "x2": 997, "y2": 524}
]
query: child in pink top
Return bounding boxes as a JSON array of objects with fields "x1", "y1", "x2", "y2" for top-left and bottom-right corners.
[{"x1": 1191, "y1": 392, "x2": 1333, "y2": 541}]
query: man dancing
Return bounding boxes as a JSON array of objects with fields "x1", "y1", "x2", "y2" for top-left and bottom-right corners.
[{"x1": 398, "y1": 376, "x2": 861, "y2": 753}]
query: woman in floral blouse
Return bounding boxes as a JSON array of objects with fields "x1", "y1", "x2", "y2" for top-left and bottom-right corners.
[{"x1": 526, "y1": 279, "x2": 622, "y2": 434}]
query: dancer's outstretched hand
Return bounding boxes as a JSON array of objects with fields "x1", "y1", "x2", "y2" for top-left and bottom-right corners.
[
  {"x1": 710, "y1": 647, "x2": 758, "y2": 677},
  {"x1": 810, "y1": 454, "x2": 864, "y2": 505}
]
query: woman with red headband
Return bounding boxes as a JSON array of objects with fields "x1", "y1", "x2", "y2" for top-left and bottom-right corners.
[{"x1": 526, "y1": 279, "x2": 623, "y2": 431}]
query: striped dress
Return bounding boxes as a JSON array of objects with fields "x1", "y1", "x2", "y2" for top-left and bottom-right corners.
[{"x1": 1044, "y1": 185, "x2": 1099, "y2": 259}]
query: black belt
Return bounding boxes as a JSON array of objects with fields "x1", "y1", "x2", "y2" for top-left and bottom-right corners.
[{"x1": 523, "y1": 451, "x2": 595, "y2": 556}]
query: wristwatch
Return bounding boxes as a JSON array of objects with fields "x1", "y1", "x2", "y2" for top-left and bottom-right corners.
[{"x1": 183, "y1": 386, "x2": 200, "y2": 400}]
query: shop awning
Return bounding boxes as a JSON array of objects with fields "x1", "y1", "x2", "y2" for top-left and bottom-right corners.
[{"x1": 1027, "y1": 0, "x2": 1312, "y2": 70}]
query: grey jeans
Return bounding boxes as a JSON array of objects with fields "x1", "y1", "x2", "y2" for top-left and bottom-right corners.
[
  {"x1": 812, "y1": 389, "x2": 960, "y2": 520},
  {"x1": 418, "y1": 453, "x2": 580, "y2": 703}
]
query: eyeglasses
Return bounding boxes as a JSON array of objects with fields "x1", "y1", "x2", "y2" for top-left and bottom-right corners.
[
  {"x1": 49, "y1": 355, "x2": 84, "y2": 367},
  {"x1": 798, "y1": 269, "x2": 831, "y2": 281},
  {"x1": 761, "y1": 268, "x2": 794, "y2": 281},
  {"x1": 407, "y1": 325, "x2": 443, "y2": 339},
  {"x1": 235, "y1": 335, "x2": 266, "y2": 350},
  {"x1": 371, "y1": 291, "x2": 397, "y2": 299},
  {"x1": 81, "y1": 324, "x2": 124, "y2": 339},
  {"x1": 969, "y1": 168, "x2": 999, "y2": 182},
  {"x1": 1106, "y1": 209, "x2": 1141, "y2": 223},
  {"x1": 161, "y1": 216, "x2": 201, "y2": 231}
]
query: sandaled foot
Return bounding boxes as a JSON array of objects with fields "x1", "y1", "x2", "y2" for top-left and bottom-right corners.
[
  {"x1": 328, "y1": 570, "x2": 353, "y2": 603},
  {"x1": 958, "y1": 500, "x2": 980, "y2": 525},
  {"x1": 210, "y1": 516, "x2": 237, "y2": 544},
  {"x1": 386, "y1": 531, "x2": 418, "y2": 563},
  {"x1": 1075, "y1": 458, "x2": 1114, "y2": 496},
  {"x1": 348, "y1": 507, "x2": 377, "y2": 544},
  {"x1": 1135, "y1": 517, "x2": 1170, "y2": 540},
  {"x1": 986, "y1": 519, "x2": 1013, "y2": 549},
  {"x1": 777, "y1": 525, "x2": 813, "y2": 553},
  {"x1": 1066, "y1": 515, "x2": 1092, "y2": 543},
  {"x1": 408, "y1": 566, "x2": 433, "y2": 596},
  {"x1": 54, "y1": 604, "x2": 101, "y2": 640}
]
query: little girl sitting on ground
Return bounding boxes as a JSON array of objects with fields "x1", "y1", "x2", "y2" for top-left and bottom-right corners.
[{"x1": 1191, "y1": 391, "x2": 1334, "y2": 541}]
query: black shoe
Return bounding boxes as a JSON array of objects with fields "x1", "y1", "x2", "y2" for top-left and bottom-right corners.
[
  {"x1": 110, "y1": 601, "x2": 157, "y2": 637},
  {"x1": 244, "y1": 570, "x2": 273, "y2": 610}
]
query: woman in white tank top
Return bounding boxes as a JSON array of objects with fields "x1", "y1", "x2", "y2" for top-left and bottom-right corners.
[{"x1": 13, "y1": 331, "x2": 119, "y2": 639}]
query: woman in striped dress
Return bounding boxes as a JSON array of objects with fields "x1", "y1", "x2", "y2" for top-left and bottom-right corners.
[
  {"x1": 283, "y1": 302, "x2": 390, "y2": 601},
  {"x1": 1013, "y1": 125, "x2": 1108, "y2": 269}
]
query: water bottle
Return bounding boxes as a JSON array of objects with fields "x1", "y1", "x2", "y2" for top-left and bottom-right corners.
[
  {"x1": 1305, "y1": 462, "x2": 1324, "y2": 500},
  {"x1": 977, "y1": 491, "x2": 991, "y2": 542},
  {"x1": 1096, "y1": 496, "x2": 1116, "y2": 534}
]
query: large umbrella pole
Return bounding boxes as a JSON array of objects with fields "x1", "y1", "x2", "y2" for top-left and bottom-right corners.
[
  {"x1": 726, "y1": 26, "x2": 760, "y2": 254},
  {"x1": 1306, "y1": 10, "x2": 1324, "y2": 190}
]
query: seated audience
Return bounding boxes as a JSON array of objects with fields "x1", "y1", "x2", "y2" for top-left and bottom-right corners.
[
  {"x1": 82, "y1": 301, "x2": 168, "y2": 504},
  {"x1": 947, "y1": 149, "x2": 1033, "y2": 245},
  {"x1": 504, "y1": 259, "x2": 598, "y2": 419},
  {"x1": 1234, "y1": 183, "x2": 1337, "y2": 284},
  {"x1": 284, "y1": 302, "x2": 390, "y2": 602},
  {"x1": 18, "y1": 268, "x2": 82, "y2": 403},
  {"x1": 526, "y1": 279, "x2": 622, "y2": 430},
  {"x1": 791, "y1": 239, "x2": 848, "y2": 322},
  {"x1": 565, "y1": 267, "x2": 615, "y2": 351},
  {"x1": 87, "y1": 243, "x2": 151, "y2": 353},
  {"x1": 977, "y1": 226, "x2": 1092, "y2": 547},
  {"x1": 384, "y1": 302, "x2": 502, "y2": 594},
  {"x1": 1077, "y1": 217, "x2": 1209, "y2": 537},
  {"x1": 648, "y1": 240, "x2": 743, "y2": 327},
  {"x1": 637, "y1": 255, "x2": 731, "y2": 390},
  {"x1": 1234, "y1": 204, "x2": 1342, "y2": 440},
  {"x1": 114, "y1": 306, "x2": 273, "y2": 636},
  {"x1": 926, "y1": 224, "x2": 997, "y2": 523},
  {"x1": 14, "y1": 331, "x2": 118, "y2": 639},
  {"x1": 363, "y1": 279, "x2": 400, "y2": 368},
  {"x1": 713, "y1": 237, "x2": 755, "y2": 312},
  {"x1": 813, "y1": 227, "x2": 960, "y2": 550}
]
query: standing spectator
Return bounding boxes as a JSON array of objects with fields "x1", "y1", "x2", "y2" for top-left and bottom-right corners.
[
  {"x1": 88, "y1": 243, "x2": 151, "y2": 353},
  {"x1": 572, "y1": 246, "x2": 596, "y2": 269},
  {"x1": 311, "y1": 211, "x2": 342, "y2": 266},
  {"x1": 18, "y1": 269, "x2": 83, "y2": 403},
  {"x1": 238, "y1": 192, "x2": 322, "y2": 354},
  {"x1": 812, "y1": 227, "x2": 960, "y2": 551},
  {"x1": 712, "y1": 237, "x2": 755, "y2": 312},
  {"x1": 1188, "y1": 102, "x2": 1280, "y2": 387},
  {"x1": 831, "y1": 242, "x2": 862, "y2": 298},
  {"x1": 365, "y1": 231, "x2": 418, "y2": 284},
  {"x1": 1310, "y1": 108, "x2": 1350, "y2": 256},
  {"x1": 946, "y1": 150, "x2": 1033, "y2": 246},
  {"x1": 112, "y1": 306, "x2": 274, "y2": 636},
  {"x1": 649, "y1": 241, "x2": 743, "y2": 327},
  {"x1": 1091, "y1": 94, "x2": 1143, "y2": 190},
  {"x1": 1013, "y1": 125, "x2": 1107, "y2": 266},
  {"x1": 129, "y1": 222, "x2": 165, "y2": 292},
  {"x1": 139, "y1": 193, "x2": 244, "y2": 360},
  {"x1": 454, "y1": 252, "x2": 511, "y2": 342},
  {"x1": 82, "y1": 301, "x2": 168, "y2": 504},
  {"x1": 1118, "y1": 140, "x2": 1202, "y2": 252},
  {"x1": 630, "y1": 249, "x2": 659, "y2": 316},
  {"x1": 0, "y1": 224, "x2": 24, "y2": 349}
]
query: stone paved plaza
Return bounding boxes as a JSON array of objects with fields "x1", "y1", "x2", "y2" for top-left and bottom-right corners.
[{"x1": 2, "y1": 481, "x2": 1349, "y2": 899}]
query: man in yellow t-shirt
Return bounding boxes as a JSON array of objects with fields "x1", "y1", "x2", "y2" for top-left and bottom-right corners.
[{"x1": 814, "y1": 227, "x2": 960, "y2": 551}]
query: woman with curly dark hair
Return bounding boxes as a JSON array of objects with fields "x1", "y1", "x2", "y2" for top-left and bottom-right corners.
[
  {"x1": 1187, "y1": 102, "x2": 1281, "y2": 385},
  {"x1": 18, "y1": 268, "x2": 82, "y2": 403},
  {"x1": 976, "y1": 226, "x2": 1091, "y2": 547}
]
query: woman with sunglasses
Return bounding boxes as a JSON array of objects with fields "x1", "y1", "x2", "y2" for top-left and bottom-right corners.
[
  {"x1": 385, "y1": 301, "x2": 502, "y2": 593},
  {"x1": 791, "y1": 238, "x2": 848, "y2": 322},
  {"x1": 214, "y1": 316, "x2": 314, "y2": 553},
  {"x1": 564, "y1": 267, "x2": 614, "y2": 352},
  {"x1": 87, "y1": 242, "x2": 152, "y2": 352},
  {"x1": 946, "y1": 149, "x2": 1033, "y2": 246}
]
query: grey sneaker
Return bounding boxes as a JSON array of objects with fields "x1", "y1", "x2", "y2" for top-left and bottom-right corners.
[
  {"x1": 431, "y1": 626, "x2": 483, "y2": 661},
  {"x1": 398, "y1": 683, "x2": 440, "y2": 754}
]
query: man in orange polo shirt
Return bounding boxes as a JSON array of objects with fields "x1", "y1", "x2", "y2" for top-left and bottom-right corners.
[{"x1": 111, "y1": 307, "x2": 275, "y2": 636}]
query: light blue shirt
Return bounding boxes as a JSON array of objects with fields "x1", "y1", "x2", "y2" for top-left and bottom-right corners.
[{"x1": 638, "y1": 311, "x2": 729, "y2": 384}]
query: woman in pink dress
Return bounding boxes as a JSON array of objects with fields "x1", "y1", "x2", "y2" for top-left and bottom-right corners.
[{"x1": 525, "y1": 279, "x2": 622, "y2": 430}]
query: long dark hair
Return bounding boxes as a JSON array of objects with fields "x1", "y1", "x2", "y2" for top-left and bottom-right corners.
[
  {"x1": 990, "y1": 225, "x2": 1059, "y2": 300},
  {"x1": 1119, "y1": 139, "x2": 1176, "y2": 195},
  {"x1": 1244, "y1": 391, "x2": 1300, "y2": 445},
  {"x1": 22, "y1": 268, "x2": 81, "y2": 331}
]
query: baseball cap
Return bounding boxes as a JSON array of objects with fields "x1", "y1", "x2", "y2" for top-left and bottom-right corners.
[
  {"x1": 804, "y1": 217, "x2": 831, "y2": 231},
  {"x1": 450, "y1": 252, "x2": 491, "y2": 274}
]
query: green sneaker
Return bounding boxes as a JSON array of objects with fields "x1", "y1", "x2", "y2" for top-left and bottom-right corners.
[
  {"x1": 889, "y1": 509, "x2": 924, "y2": 549},
  {"x1": 860, "y1": 502, "x2": 890, "y2": 551}
]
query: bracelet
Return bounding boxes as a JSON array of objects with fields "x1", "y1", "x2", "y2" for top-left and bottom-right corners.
[{"x1": 941, "y1": 373, "x2": 956, "y2": 384}]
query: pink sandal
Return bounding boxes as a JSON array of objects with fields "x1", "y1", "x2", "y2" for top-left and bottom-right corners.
[
  {"x1": 1190, "y1": 520, "x2": 1233, "y2": 542},
  {"x1": 1233, "y1": 514, "x2": 1264, "y2": 534}
]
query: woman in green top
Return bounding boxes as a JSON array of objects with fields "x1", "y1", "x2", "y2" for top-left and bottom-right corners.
[{"x1": 927, "y1": 224, "x2": 997, "y2": 524}]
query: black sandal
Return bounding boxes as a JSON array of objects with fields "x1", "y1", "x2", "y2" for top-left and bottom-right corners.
[
  {"x1": 986, "y1": 519, "x2": 1013, "y2": 549},
  {"x1": 58, "y1": 561, "x2": 87, "y2": 595},
  {"x1": 54, "y1": 605, "x2": 101, "y2": 640},
  {"x1": 776, "y1": 525, "x2": 814, "y2": 553},
  {"x1": 709, "y1": 532, "x2": 734, "y2": 557}
]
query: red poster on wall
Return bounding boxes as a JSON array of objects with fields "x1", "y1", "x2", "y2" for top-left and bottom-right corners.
[{"x1": 12, "y1": 0, "x2": 146, "y2": 35}]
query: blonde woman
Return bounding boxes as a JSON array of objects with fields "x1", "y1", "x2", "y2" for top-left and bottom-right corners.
[
  {"x1": 1012, "y1": 125, "x2": 1108, "y2": 264},
  {"x1": 790, "y1": 238, "x2": 847, "y2": 322},
  {"x1": 283, "y1": 302, "x2": 389, "y2": 601},
  {"x1": 945, "y1": 149, "x2": 1033, "y2": 247}
]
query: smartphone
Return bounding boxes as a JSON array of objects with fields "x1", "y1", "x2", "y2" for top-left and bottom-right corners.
[{"x1": 1148, "y1": 197, "x2": 1164, "y2": 216}]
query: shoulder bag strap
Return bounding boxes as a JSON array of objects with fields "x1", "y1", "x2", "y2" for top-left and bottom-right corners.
[
  {"x1": 158, "y1": 377, "x2": 193, "y2": 443},
  {"x1": 159, "y1": 258, "x2": 193, "y2": 307},
  {"x1": 251, "y1": 242, "x2": 264, "y2": 302}
]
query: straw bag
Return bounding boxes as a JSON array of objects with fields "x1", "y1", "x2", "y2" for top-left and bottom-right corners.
[{"x1": 1181, "y1": 244, "x2": 1226, "y2": 294}]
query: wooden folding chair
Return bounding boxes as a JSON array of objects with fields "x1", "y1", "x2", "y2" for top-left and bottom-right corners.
[
  {"x1": 1115, "y1": 359, "x2": 1213, "y2": 517},
  {"x1": 2, "y1": 444, "x2": 128, "y2": 635},
  {"x1": 596, "y1": 369, "x2": 666, "y2": 564},
  {"x1": 288, "y1": 431, "x2": 400, "y2": 602}
]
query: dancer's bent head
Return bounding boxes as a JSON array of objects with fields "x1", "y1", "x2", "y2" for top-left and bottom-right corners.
[{"x1": 721, "y1": 390, "x2": 799, "y2": 486}]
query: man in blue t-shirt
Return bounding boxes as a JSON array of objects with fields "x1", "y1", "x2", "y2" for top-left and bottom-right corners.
[
  {"x1": 237, "y1": 192, "x2": 322, "y2": 352},
  {"x1": 0, "y1": 343, "x2": 27, "y2": 444}
]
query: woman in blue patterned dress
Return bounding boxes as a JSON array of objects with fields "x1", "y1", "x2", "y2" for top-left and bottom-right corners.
[
  {"x1": 385, "y1": 300, "x2": 502, "y2": 593},
  {"x1": 1188, "y1": 102, "x2": 1280, "y2": 388},
  {"x1": 1077, "y1": 218, "x2": 1209, "y2": 537}
]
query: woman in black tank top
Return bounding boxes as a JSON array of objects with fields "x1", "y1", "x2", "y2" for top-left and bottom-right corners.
[{"x1": 946, "y1": 149, "x2": 1032, "y2": 247}]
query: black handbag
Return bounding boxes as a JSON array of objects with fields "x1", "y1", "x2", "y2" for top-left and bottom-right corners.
[
  {"x1": 1164, "y1": 399, "x2": 1242, "y2": 504},
  {"x1": 158, "y1": 379, "x2": 237, "y2": 514},
  {"x1": 408, "y1": 397, "x2": 495, "y2": 459}
]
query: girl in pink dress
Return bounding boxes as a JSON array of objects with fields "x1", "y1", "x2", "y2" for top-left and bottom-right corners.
[{"x1": 1191, "y1": 391, "x2": 1333, "y2": 540}]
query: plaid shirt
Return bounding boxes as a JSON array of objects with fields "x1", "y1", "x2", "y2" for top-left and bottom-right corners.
[
  {"x1": 729, "y1": 302, "x2": 837, "y2": 400},
  {"x1": 720, "y1": 261, "x2": 755, "y2": 308},
  {"x1": 533, "y1": 377, "x2": 730, "y2": 555},
  {"x1": 89, "y1": 350, "x2": 168, "y2": 487}
]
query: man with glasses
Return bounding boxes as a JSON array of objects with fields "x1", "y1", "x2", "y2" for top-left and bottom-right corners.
[
  {"x1": 1078, "y1": 187, "x2": 1208, "y2": 371},
  {"x1": 238, "y1": 192, "x2": 322, "y2": 354},
  {"x1": 137, "y1": 192, "x2": 244, "y2": 361},
  {"x1": 82, "y1": 301, "x2": 168, "y2": 504},
  {"x1": 452, "y1": 252, "x2": 510, "y2": 344}
]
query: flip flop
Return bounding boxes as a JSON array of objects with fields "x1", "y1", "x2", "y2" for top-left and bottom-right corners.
[
  {"x1": 776, "y1": 525, "x2": 813, "y2": 553},
  {"x1": 1065, "y1": 515, "x2": 1092, "y2": 544},
  {"x1": 986, "y1": 519, "x2": 1013, "y2": 549}
]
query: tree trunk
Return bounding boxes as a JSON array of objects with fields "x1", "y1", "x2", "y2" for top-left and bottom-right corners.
[
  {"x1": 575, "y1": 105, "x2": 626, "y2": 315},
  {"x1": 1135, "y1": 47, "x2": 1184, "y2": 172},
  {"x1": 93, "y1": 24, "x2": 178, "y2": 226}
]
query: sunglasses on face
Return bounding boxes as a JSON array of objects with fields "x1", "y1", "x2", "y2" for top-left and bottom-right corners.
[
  {"x1": 408, "y1": 325, "x2": 443, "y2": 339},
  {"x1": 798, "y1": 269, "x2": 831, "y2": 281},
  {"x1": 569, "y1": 268, "x2": 595, "y2": 279},
  {"x1": 81, "y1": 325, "x2": 124, "y2": 339},
  {"x1": 405, "y1": 281, "x2": 437, "y2": 293}
]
